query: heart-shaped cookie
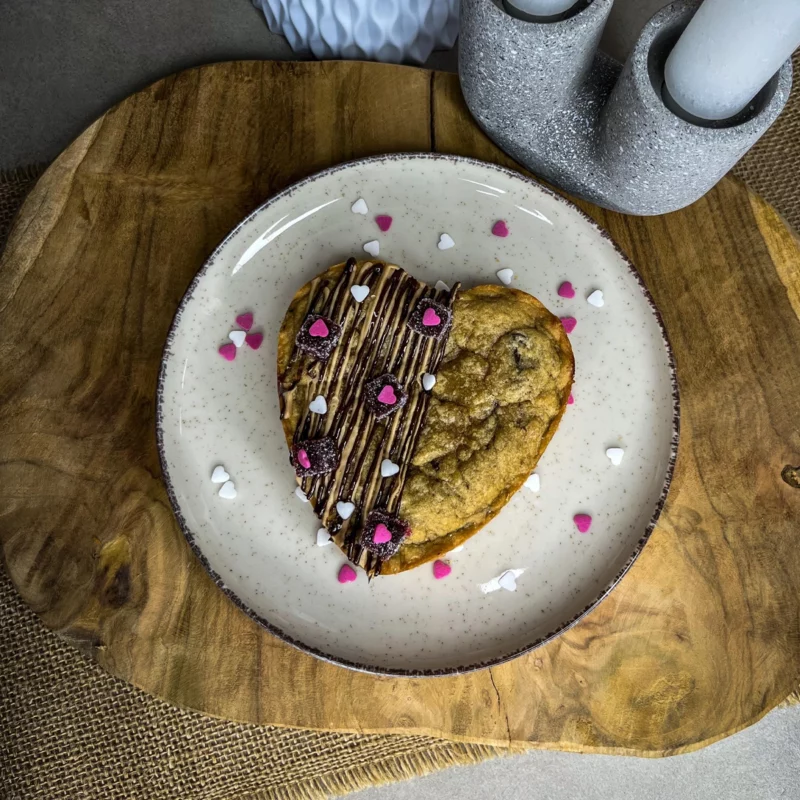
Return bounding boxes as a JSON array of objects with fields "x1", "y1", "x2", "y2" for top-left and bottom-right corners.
[{"x1": 278, "y1": 259, "x2": 573, "y2": 576}]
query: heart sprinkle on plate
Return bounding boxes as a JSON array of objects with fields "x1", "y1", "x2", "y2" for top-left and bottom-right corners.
[
  {"x1": 587, "y1": 289, "x2": 605, "y2": 307},
  {"x1": 295, "y1": 487, "x2": 309, "y2": 503},
  {"x1": 351, "y1": 198, "x2": 368, "y2": 215},
  {"x1": 229, "y1": 330, "x2": 246, "y2": 348},
  {"x1": 558, "y1": 281, "x2": 575, "y2": 299},
  {"x1": 375, "y1": 215, "x2": 392, "y2": 232},
  {"x1": 317, "y1": 527, "x2": 332, "y2": 547},
  {"x1": 433, "y1": 560, "x2": 452, "y2": 579},
  {"x1": 438, "y1": 233, "x2": 455, "y2": 250},
  {"x1": 211, "y1": 465, "x2": 229, "y2": 484},
  {"x1": 218, "y1": 342, "x2": 237, "y2": 361},
  {"x1": 435, "y1": 280, "x2": 450, "y2": 293},
  {"x1": 479, "y1": 569, "x2": 525, "y2": 594},
  {"x1": 606, "y1": 447, "x2": 624, "y2": 466},
  {"x1": 363, "y1": 240, "x2": 380, "y2": 257},
  {"x1": 245, "y1": 332, "x2": 263, "y2": 350},
  {"x1": 560, "y1": 316, "x2": 577, "y2": 334},
  {"x1": 524, "y1": 473, "x2": 540, "y2": 492},
  {"x1": 350, "y1": 284, "x2": 369, "y2": 303},
  {"x1": 492, "y1": 220, "x2": 509, "y2": 237},
  {"x1": 497, "y1": 570, "x2": 518, "y2": 592},
  {"x1": 338, "y1": 564, "x2": 358, "y2": 583},
  {"x1": 574, "y1": 513, "x2": 593, "y2": 533},
  {"x1": 308, "y1": 395, "x2": 328, "y2": 415},
  {"x1": 235, "y1": 312, "x2": 254, "y2": 331},
  {"x1": 218, "y1": 481, "x2": 237, "y2": 500},
  {"x1": 496, "y1": 268, "x2": 514, "y2": 286},
  {"x1": 568, "y1": 393, "x2": 574, "y2": 405}
]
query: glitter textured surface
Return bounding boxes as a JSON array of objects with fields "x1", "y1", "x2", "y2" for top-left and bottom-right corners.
[{"x1": 459, "y1": 0, "x2": 792, "y2": 215}]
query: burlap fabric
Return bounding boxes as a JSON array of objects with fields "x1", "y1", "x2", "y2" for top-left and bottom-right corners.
[{"x1": 1, "y1": 53, "x2": 798, "y2": 797}]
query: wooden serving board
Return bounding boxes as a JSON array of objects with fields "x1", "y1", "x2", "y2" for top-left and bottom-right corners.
[{"x1": 2, "y1": 61, "x2": 799, "y2": 756}]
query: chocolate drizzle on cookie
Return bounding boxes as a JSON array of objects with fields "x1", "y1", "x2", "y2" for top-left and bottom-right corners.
[{"x1": 278, "y1": 258, "x2": 459, "y2": 576}]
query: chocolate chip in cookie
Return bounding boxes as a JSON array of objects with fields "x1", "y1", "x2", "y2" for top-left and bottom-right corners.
[
  {"x1": 295, "y1": 314, "x2": 342, "y2": 360},
  {"x1": 407, "y1": 298, "x2": 452, "y2": 339},
  {"x1": 359, "y1": 509, "x2": 411, "y2": 560},
  {"x1": 364, "y1": 373, "x2": 408, "y2": 420},
  {"x1": 291, "y1": 436, "x2": 339, "y2": 477}
]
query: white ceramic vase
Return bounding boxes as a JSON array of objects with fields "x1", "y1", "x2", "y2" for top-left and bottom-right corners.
[{"x1": 253, "y1": 0, "x2": 460, "y2": 64}]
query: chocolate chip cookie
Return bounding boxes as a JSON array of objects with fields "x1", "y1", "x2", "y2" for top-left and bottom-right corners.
[{"x1": 278, "y1": 259, "x2": 574, "y2": 575}]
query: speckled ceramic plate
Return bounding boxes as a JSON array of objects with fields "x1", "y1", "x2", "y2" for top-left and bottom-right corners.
[{"x1": 157, "y1": 154, "x2": 678, "y2": 676}]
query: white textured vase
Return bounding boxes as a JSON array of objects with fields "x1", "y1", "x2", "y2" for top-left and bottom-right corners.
[{"x1": 253, "y1": 0, "x2": 460, "y2": 64}]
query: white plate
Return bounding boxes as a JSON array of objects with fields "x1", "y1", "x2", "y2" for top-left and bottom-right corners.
[{"x1": 157, "y1": 154, "x2": 678, "y2": 676}]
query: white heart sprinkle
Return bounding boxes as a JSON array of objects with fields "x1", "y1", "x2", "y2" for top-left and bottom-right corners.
[
  {"x1": 606, "y1": 447, "x2": 624, "y2": 466},
  {"x1": 438, "y1": 233, "x2": 455, "y2": 250},
  {"x1": 479, "y1": 568, "x2": 525, "y2": 594},
  {"x1": 218, "y1": 481, "x2": 237, "y2": 500},
  {"x1": 381, "y1": 459, "x2": 400, "y2": 478},
  {"x1": 211, "y1": 465, "x2": 229, "y2": 484},
  {"x1": 351, "y1": 198, "x2": 368, "y2": 215},
  {"x1": 350, "y1": 284, "x2": 369, "y2": 303},
  {"x1": 496, "y1": 268, "x2": 514, "y2": 286},
  {"x1": 363, "y1": 240, "x2": 380, "y2": 257},
  {"x1": 587, "y1": 289, "x2": 605, "y2": 307},
  {"x1": 229, "y1": 330, "x2": 246, "y2": 348},
  {"x1": 336, "y1": 501, "x2": 355, "y2": 520},
  {"x1": 524, "y1": 473, "x2": 540, "y2": 492},
  {"x1": 295, "y1": 487, "x2": 309, "y2": 503},
  {"x1": 449, "y1": 544, "x2": 464, "y2": 554},
  {"x1": 435, "y1": 280, "x2": 451, "y2": 293},
  {"x1": 316, "y1": 527, "x2": 332, "y2": 547},
  {"x1": 422, "y1": 373, "x2": 436, "y2": 391},
  {"x1": 498, "y1": 570, "x2": 518, "y2": 592},
  {"x1": 308, "y1": 395, "x2": 328, "y2": 415}
]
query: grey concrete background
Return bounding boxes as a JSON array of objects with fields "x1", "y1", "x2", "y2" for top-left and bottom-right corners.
[
  {"x1": 0, "y1": 0, "x2": 664, "y2": 170},
  {"x1": 0, "y1": 0, "x2": 456, "y2": 170},
  {"x1": 1, "y1": 0, "x2": 797, "y2": 797}
]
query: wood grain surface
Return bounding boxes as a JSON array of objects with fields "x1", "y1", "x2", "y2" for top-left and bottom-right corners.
[{"x1": 1, "y1": 61, "x2": 799, "y2": 756}]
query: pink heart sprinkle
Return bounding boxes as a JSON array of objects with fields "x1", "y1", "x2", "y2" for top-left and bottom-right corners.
[
  {"x1": 433, "y1": 560, "x2": 452, "y2": 580},
  {"x1": 338, "y1": 564, "x2": 357, "y2": 584},
  {"x1": 218, "y1": 343, "x2": 237, "y2": 361},
  {"x1": 245, "y1": 332, "x2": 263, "y2": 350},
  {"x1": 375, "y1": 215, "x2": 393, "y2": 232},
  {"x1": 309, "y1": 319, "x2": 329, "y2": 338},
  {"x1": 492, "y1": 220, "x2": 509, "y2": 237},
  {"x1": 373, "y1": 524, "x2": 392, "y2": 544},
  {"x1": 560, "y1": 316, "x2": 577, "y2": 334},
  {"x1": 377, "y1": 385, "x2": 397, "y2": 405},
  {"x1": 297, "y1": 449, "x2": 311, "y2": 469},
  {"x1": 574, "y1": 514, "x2": 592, "y2": 533},
  {"x1": 568, "y1": 393, "x2": 574, "y2": 405},
  {"x1": 236, "y1": 312, "x2": 254, "y2": 331},
  {"x1": 557, "y1": 281, "x2": 575, "y2": 299},
  {"x1": 422, "y1": 307, "x2": 441, "y2": 327}
]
